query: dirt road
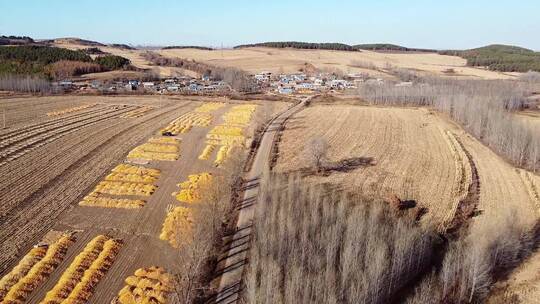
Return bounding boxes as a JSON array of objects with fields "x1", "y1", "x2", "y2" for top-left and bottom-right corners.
[{"x1": 214, "y1": 97, "x2": 307, "y2": 303}]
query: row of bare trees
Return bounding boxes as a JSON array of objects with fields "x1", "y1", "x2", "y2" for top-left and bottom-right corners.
[
  {"x1": 357, "y1": 78, "x2": 540, "y2": 172},
  {"x1": 244, "y1": 173, "x2": 538, "y2": 304},
  {"x1": 142, "y1": 52, "x2": 258, "y2": 92},
  {"x1": 245, "y1": 173, "x2": 438, "y2": 304},
  {"x1": 406, "y1": 208, "x2": 538, "y2": 304},
  {"x1": 0, "y1": 74, "x2": 51, "y2": 93}
]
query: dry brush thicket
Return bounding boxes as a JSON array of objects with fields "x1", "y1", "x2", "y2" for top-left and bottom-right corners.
[
  {"x1": 245, "y1": 174, "x2": 539, "y2": 304},
  {"x1": 245, "y1": 173, "x2": 438, "y2": 304},
  {"x1": 357, "y1": 79, "x2": 540, "y2": 172}
]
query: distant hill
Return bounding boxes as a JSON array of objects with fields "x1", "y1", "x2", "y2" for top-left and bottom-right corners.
[
  {"x1": 0, "y1": 45, "x2": 130, "y2": 79},
  {"x1": 235, "y1": 42, "x2": 358, "y2": 51},
  {"x1": 0, "y1": 35, "x2": 35, "y2": 46},
  {"x1": 439, "y1": 44, "x2": 540, "y2": 72},
  {"x1": 109, "y1": 43, "x2": 136, "y2": 50},
  {"x1": 354, "y1": 44, "x2": 435, "y2": 52},
  {"x1": 50, "y1": 37, "x2": 105, "y2": 47},
  {"x1": 162, "y1": 45, "x2": 214, "y2": 51}
]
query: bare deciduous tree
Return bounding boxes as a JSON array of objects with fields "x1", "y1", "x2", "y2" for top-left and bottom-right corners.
[{"x1": 305, "y1": 137, "x2": 329, "y2": 172}]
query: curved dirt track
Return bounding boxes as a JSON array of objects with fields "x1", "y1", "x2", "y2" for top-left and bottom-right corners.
[
  {"x1": 275, "y1": 105, "x2": 539, "y2": 227},
  {"x1": 0, "y1": 98, "x2": 195, "y2": 274}
]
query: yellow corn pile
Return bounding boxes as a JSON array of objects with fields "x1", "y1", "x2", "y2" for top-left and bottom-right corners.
[
  {"x1": 106, "y1": 172, "x2": 158, "y2": 184},
  {"x1": 127, "y1": 142, "x2": 180, "y2": 162},
  {"x1": 40, "y1": 235, "x2": 122, "y2": 304},
  {"x1": 119, "y1": 107, "x2": 153, "y2": 118},
  {"x1": 93, "y1": 181, "x2": 157, "y2": 196},
  {"x1": 46, "y1": 104, "x2": 97, "y2": 117},
  {"x1": 214, "y1": 145, "x2": 232, "y2": 166},
  {"x1": 160, "y1": 112, "x2": 213, "y2": 135},
  {"x1": 79, "y1": 164, "x2": 160, "y2": 209},
  {"x1": 79, "y1": 193, "x2": 145, "y2": 209},
  {"x1": 0, "y1": 235, "x2": 74, "y2": 302},
  {"x1": 222, "y1": 104, "x2": 257, "y2": 126},
  {"x1": 202, "y1": 104, "x2": 257, "y2": 166},
  {"x1": 112, "y1": 164, "x2": 161, "y2": 177},
  {"x1": 114, "y1": 266, "x2": 173, "y2": 304},
  {"x1": 173, "y1": 173, "x2": 212, "y2": 203},
  {"x1": 147, "y1": 137, "x2": 180, "y2": 145},
  {"x1": 198, "y1": 144, "x2": 216, "y2": 160},
  {"x1": 194, "y1": 102, "x2": 226, "y2": 113},
  {"x1": 159, "y1": 207, "x2": 193, "y2": 248}
]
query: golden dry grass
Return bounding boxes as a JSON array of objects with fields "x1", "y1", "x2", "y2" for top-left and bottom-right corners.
[
  {"x1": 275, "y1": 105, "x2": 539, "y2": 228},
  {"x1": 159, "y1": 47, "x2": 517, "y2": 79}
]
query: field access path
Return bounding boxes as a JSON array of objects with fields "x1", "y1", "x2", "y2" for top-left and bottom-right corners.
[{"x1": 214, "y1": 97, "x2": 307, "y2": 304}]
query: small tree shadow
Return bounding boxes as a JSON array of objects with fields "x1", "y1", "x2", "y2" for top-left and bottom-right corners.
[{"x1": 285, "y1": 156, "x2": 376, "y2": 177}]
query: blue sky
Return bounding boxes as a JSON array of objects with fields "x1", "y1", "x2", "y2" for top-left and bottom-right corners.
[{"x1": 1, "y1": 0, "x2": 539, "y2": 50}]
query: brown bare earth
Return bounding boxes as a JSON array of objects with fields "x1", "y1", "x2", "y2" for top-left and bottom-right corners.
[{"x1": 274, "y1": 105, "x2": 539, "y2": 229}]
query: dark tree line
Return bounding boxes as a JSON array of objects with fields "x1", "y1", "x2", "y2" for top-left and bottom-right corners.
[
  {"x1": 161, "y1": 46, "x2": 214, "y2": 51},
  {"x1": 234, "y1": 41, "x2": 358, "y2": 51},
  {"x1": 439, "y1": 45, "x2": 540, "y2": 72},
  {"x1": 0, "y1": 46, "x2": 131, "y2": 79}
]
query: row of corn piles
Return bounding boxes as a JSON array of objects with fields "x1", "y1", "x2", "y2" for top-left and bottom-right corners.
[
  {"x1": 203, "y1": 104, "x2": 257, "y2": 166},
  {"x1": 159, "y1": 207, "x2": 193, "y2": 248},
  {"x1": 40, "y1": 235, "x2": 122, "y2": 304},
  {"x1": 46, "y1": 104, "x2": 97, "y2": 117},
  {"x1": 79, "y1": 164, "x2": 160, "y2": 209},
  {"x1": 0, "y1": 234, "x2": 74, "y2": 303},
  {"x1": 160, "y1": 112, "x2": 213, "y2": 135},
  {"x1": 127, "y1": 139, "x2": 181, "y2": 162}
]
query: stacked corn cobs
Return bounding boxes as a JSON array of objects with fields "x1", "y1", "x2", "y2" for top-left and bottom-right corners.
[
  {"x1": 41, "y1": 235, "x2": 122, "y2": 304},
  {"x1": 159, "y1": 207, "x2": 193, "y2": 248},
  {"x1": 79, "y1": 164, "x2": 161, "y2": 209},
  {"x1": 0, "y1": 235, "x2": 74, "y2": 303},
  {"x1": 173, "y1": 173, "x2": 212, "y2": 203},
  {"x1": 115, "y1": 266, "x2": 173, "y2": 304},
  {"x1": 127, "y1": 140, "x2": 180, "y2": 161}
]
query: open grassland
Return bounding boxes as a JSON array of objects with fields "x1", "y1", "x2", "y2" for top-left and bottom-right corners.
[
  {"x1": 159, "y1": 47, "x2": 517, "y2": 79},
  {"x1": 274, "y1": 105, "x2": 539, "y2": 229}
]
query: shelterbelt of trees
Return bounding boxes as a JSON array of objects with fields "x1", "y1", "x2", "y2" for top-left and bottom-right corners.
[{"x1": 0, "y1": 45, "x2": 131, "y2": 79}]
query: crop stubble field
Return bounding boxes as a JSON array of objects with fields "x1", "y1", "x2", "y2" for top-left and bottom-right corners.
[
  {"x1": 0, "y1": 95, "x2": 287, "y2": 303},
  {"x1": 274, "y1": 105, "x2": 540, "y2": 229}
]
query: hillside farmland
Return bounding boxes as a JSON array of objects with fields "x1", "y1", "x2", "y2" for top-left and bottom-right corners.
[{"x1": 274, "y1": 105, "x2": 539, "y2": 228}]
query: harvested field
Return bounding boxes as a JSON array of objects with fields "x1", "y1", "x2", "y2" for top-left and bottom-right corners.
[
  {"x1": 158, "y1": 47, "x2": 517, "y2": 80},
  {"x1": 274, "y1": 105, "x2": 540, "y2": 228},
  {"x1": 0, "y1": 95, "x2": 196, "y2": 277},
  {"x1": 0, "y1": 97, "x2": 283, "y2": 303}
]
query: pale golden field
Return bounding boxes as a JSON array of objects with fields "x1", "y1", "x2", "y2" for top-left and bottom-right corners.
[
  {"x1": 159, "y1": 47, "x2": 518, "y2": 79},
  {"x1": 274, "y1": 105, "x2": 539, "y2": 229}
]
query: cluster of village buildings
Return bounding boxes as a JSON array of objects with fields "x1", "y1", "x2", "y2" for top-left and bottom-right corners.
[
  {"x1": 253, "y1": 71, "x2": 385, "y2": 94},
  {"x1": 55, "y1": 71, "x2": 389, "y2": 95},
  {"x1": 57, "y1": 75, "x2": 232, "y2": 94}
]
